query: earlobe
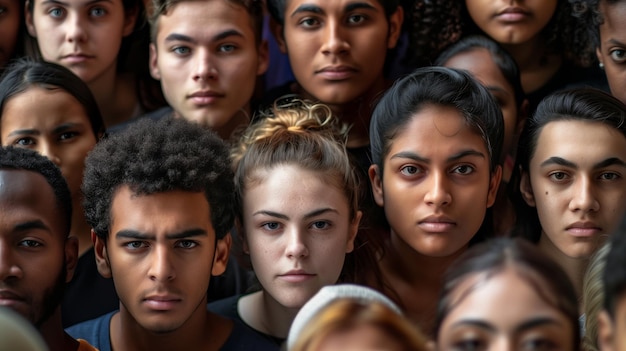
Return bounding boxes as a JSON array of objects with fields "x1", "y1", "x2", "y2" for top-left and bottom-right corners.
[
  {"x1": 64, "y1": 236, "x2": 79, "y2": 283},
  {"x1": 93, "y1": 230, "x2": 112, "y2": 278},
  {"x1": 520, "y1": 171, "x2": 536, "y2": 207},
  {"x1": 369, "y1": 165, "x2": 384, "y2": 207},
  {"x1": 386, "y1": 6, "x2": 404, "y2": 49},
  {"x1": 256, "y1": 39, "x2": 270, "y2": 76},
  {"x1": 596, "y1": 47, "x2": 604, "y2": 68},
  {"x1": 269, "y1": 18, "x2": 287, "y2": 54},
  {"x1": 25, "y1": 1, "x2": 36, "y2": 37},
  {"x1": 345, "y1": 210, "x2": 362, "y2": 253},
  {"x1": 598, "y1": 310, "x2": 615, "y2": 351},
  {"x1": 486, "y1": 165, "x2": 502, "y2": 208},
  {"x1": 149, "y1": 43, "x2": 161, "y2": 80},
  {"x1": 212, "y1": 233, "x2": 231, "y2": 276}
]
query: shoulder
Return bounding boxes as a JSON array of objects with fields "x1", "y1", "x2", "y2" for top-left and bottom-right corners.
[
  {"x1": 66, "y1": 311, "x2": 115, "y2": 351},
  {"x1": 207, "y1": 294, "x2": 243, "y2": 321},
  {"x1": 219, "y1": 318, "x2": 282, "y2": 351}
]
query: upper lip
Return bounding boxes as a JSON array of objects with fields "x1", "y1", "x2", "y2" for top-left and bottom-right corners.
[
  {"x1": 315, "y1": 65, "x2": 358, "y2": 74},
  {"x1": 143, "y1": 294, "x2": 182, "y2": 302},
  {"x1": 418, "y1": 215, "x2": 456, "y2": 225},
  {"x1": 279, "y1": 269, "x2": 314, "y2": 276},
  {"x1": 187, "y1": 90, "x2": 224, "y2": 98},
  {"x1": 566, "y1": 221, "x2": 601, "y2": 230},
  {"x1": 496, "y1": 6, "x2": 530, "y2": 16},
  {"x1": 0, "y1": 289, "x2": 24, "y2": 301}
]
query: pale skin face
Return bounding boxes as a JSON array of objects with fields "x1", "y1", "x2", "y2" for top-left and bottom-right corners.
[
  {"x1": 275, "y1": 0, "x2": 403, "y2": 106},
  {"x1": 0, "y1": 0, "x2": 20, "y2": 68},
  {"x1": 317, "y1": 324, "x2": 406, "y2": 351},
  {"x1": 94, "y1": 186, "x2": 230, "y2": 333},
  {"x1": 149, "y1": 0, "x2": 268, "y2": 133},
  {"x1": 242, "y1": 165, "x2": 359, "y2": 309},
  {"x1": 521, "y1": 120, "x2": 626, "y2": 259},
  {"x1": 26, "y1": 0, "x2": 136, "y2": 84},
  {"x1": 0, "y1": 170, "x2": 78, "y2": 327},
  {"x1": 596, "y1": 1, "x2": 626, "y2": 105},
  {"x1": 0, "y1": 86, "x2": 97, "y2": 201},
  {"x1": 465, "y1": 0, "x2": 557, "y2": 45},
  {"x1": 370, "y1": 105, "x2": 501, "y2": 258},
  {"x1": 437, "y1": 268, "x2": 575, "y2": 351}
]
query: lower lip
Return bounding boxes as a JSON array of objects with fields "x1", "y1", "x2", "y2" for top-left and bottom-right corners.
[
  {"x1": 567, "y1": 228, "x2": 601, "y2": 238},
  {"x1": 190, "y1": 96, "x2": 220, "y2": 105},
  {"x1": 63, "y1": 56, "x2": 92, "y2": 64},
  {"x1": 318, "y1": 70, "x2": 356, "y2": 81},
  {"x1": 418, "y1": 222, "x2": 456, "y2": 233},
  {"x1": 143, "y1": 299, "x2": 181, "y2": 311},
  {"x1": 0, "y1": 298, "x2": 26, "y2": 308},
  {"x1": 279, "y1": 274, "x2": 316, "y2": 283},
  {"x1": 497, "y1": 12, "x2": 529, "y2": 22}
]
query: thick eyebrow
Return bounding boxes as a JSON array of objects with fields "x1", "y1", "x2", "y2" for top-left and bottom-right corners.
[
  {"x1": 540, "y1": 157, "x2": 577, "y2": 169},
  {"x1": 115, "y1": 228, "x2": 207, "y2": 241},
  {"x1": 486, "y1": 85, "x2": 510, "y2": 96},
  {"x1": 14, "y1": 220, "x2": 51, "y2": 234},
  {"x1": 164, "y1": 33, "x2": 196, "y2": 44},
  {"x1": 304, "y1": 208, "x2": 339, "y2": 220},
  {"x1": 344, "y1": 2, "x2": 377, "y2": 12},
  {"x1": 41, "y1": 0, "x2": 112, "y2": 6},
  {"x1": 514, "y1": 317, "x2": 564, "y2": 333},
  {"x1": 212, "y1": 29, "x2": 244, "y2": 42},
  {"x1": 52, "y1": 123, "x2": 82, "y2": 134},
  {"x1": 290, "y1": 4, "x2": 323, "y2": 17},
  {"x1": 7, "y1": 129, "x2": 39, "y2": 138},
  {"x1": 607, "y1": 38, "x2": 626, "y2": 47},
  {"x1": 594, "y1": 157, "x2": 626, "y2": 169},
  {"x1": 389, "y1": 150, "x2": 485, "y2": 163},
  {"x1": 451, "y1": 319, "x2": 496, "y2": 333},
  {"x1": 252, "y1": 208, "x2": 339, "y2": 221}
]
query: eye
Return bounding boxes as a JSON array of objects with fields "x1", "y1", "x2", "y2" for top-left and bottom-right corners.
[
  {"x1": 18, "y1": 239, "x2": 43, "y2": 248},
  {"x1": 548, "y1": 171, "x2": 569, "y2": 182},
  {"x1": 176, "y1": 240, "x2": 198, "y2": 249},
  {"x1": 172, "y1": 46, "x2": 191, "y2": 55},
  {"x1": 0, "y1": 6, "x2": 7, "y2": 15},
  {"x1": 58, "y1": 131, "x2": 78, "y2": 141},
  {"x1": 13, "y1": 137, "x2": 36, "y2": 147},
  {"x1": 310, "y1": 221, "x2": 331, "y2": 230},
  {"x1": 218, "y1": 44, "x2": 236, "y2": 53},
  {"x1": 599, "y1": 172, "x2": 620, "y2": 181},
  {"x1": 347, "y1": 14, "x2": 367, "y2": 25},
  {"x1": 520, "y1": 338, "x2": 558, "y2": 351},
  {"x1": 400, "y1": 165, "x2": 420, "y2": 176},
  {"x1": 124, "y1": 241, "x2": 148, "y2": 250},
  {"x1": 261, "y1": 222, "x2": 281, "y2": 231},
  {"x1": 299, "y1": 17, "x2": 320, "y2": 28},
  {"x1": 48, "y1": 7, "x2": 64, "y2": 18},
  {"x1": 89, "y1": 6, "x2": 107, "y2": 17},
  {"x1": 609, "y1": 49, "x2": 626, "y2": 63},
  {"x1": 452, "y1": 165, "x2": 475, "y2": 175},
  {"x1": 452, "y1": 338, "x2": 485, "y2": 351}
]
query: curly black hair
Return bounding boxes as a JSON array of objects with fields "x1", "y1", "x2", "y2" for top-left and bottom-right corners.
[
  {"x1": 83, "y1": 117, "x2": 235, "y2": 240},
  {"x1": 0, "y1": 147, "x2": 72, "y2": 235},
  {"x1": 570, "y1": 0, "x2": 625, "y2": 50},
  {"x1": 410, "y1": 0, "x2": 597, "y2": 67}
]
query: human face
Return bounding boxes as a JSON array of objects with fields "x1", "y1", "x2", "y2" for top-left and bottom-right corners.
[
  {"x1": 521, "y1": 120, "x2": 626, "y2": 259},
  {"x1": 370, "y1": 105, "x2": 501, "y2": 258},
  {"x1": 0, "y1": 0, "x2": 20, "y2": 68},
  {"x1": 597, "y1": 1, "x2": 626, "y2": 105},
  {"x1": 26, "y1": 0, "x2": 135, "y2": 84},
  {"x1": 150, "y1": 0, "x2": 268, "y2": 132},
  {"x1": 242, "y1": 165, "x2": 359, "y2": 309},
  {"x1": 465, "y1": 0, "x2": 557, "y2": 45},
  {"x1": 443, "y1": 48, "x2": 521, "y2": 160},
  {"x1": 95, "y1": 186, "x2": 229, "y2": 333},
  {"x1": 0, "y1": 170, "x2": 77, "y2": 327},
  {"x1": 437, "y1": 268, "x2": 574, "y2": 350},
  {"x1": 598, "y1": 298, "x2": 626, "y2": 351},
  {"x1": 317, "y1": 324, "x2": 405, "y2": 351},
  {"x1": 1, "y1": 86, "x2": 97, "y2": 200},
  {"x1": 277, "y1": 0, "x2": 402, "y2": 106}
]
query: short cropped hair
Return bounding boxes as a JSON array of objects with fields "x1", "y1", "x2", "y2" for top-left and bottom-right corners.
[
  {"x1": 83, "y1": 117, "x2": 235, "y2": 240},
  {"x1": 0, "y1": 147, "x2": 72, "y2": 235},
  {"x1": 266, "y1": 0, "x2": 400, "y2": 24}
]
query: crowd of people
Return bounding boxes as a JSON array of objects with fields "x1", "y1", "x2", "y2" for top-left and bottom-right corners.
[{"x1": 0, "y1": 0, "x2": 625, "y2": 350}]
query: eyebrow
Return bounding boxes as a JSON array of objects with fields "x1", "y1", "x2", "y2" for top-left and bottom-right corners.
[
  {"x1": 290, "y1": 2, "x2": 376, "y2": 18},
  {"x1": 41, "y1": 0, "x2": 112, "y2": 6},
  {"x1": 115, "y1": 228, "x2": 208, "y2": 241},
  {"x1": 514, "y1": 317, "x2": 563, "y2": 333},
  {"x1": 390, "y1": 150, "x2": 485, "y2": 163},
  {"x1": 252, "y1": 208, "x2": 339, "y2": 220},
  {"x1": 53, "y1": 123, "x2": 82, "y2": 134},
  {"x1": 14, "y1": 220, "x2": 51, "y2": 234},
  {"x1": 607, "y1": 38, "x2": 626, "y2": 47},
  {"x1": 486, "y1": 85, "x2": 510, "y2": 96},
  {"x1": 165, "y1": 30, "x2": 244, "y2": 45},
  {"x1": 7, "y1": 129, "x2": 39, "y2": 138},
  {"x1": 540, "y1": 156, "x2": 626, "y2": 169}
]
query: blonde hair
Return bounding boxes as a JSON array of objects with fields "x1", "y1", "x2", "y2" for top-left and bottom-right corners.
[
  {"x1": 290, "y1": 299, "x2": 429, "y2": 351},
  {"x1": 582, "y1": 242, "x2": 611, "y2": 351}
]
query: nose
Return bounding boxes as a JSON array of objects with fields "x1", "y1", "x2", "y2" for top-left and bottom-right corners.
[
  {"x1": 568, "y1": 176, "x2": 600, "y2": 213},
  {"x1": 320, "y1": 20, "x2": 349, "y2": 55},
  {"x1": 0, "y1": 241, "x2": 23, "y2": 282},
  {"x1": 423, "y1": 171, "x2": 452, "y2": 207},
  {"x1": 65, "y1": 12, "x2": 88, "y2": 44},
  {"x1": 148, "y1": 245, "x2": 176, "y2": 282},
  {"x1": 38, "y1": 143, "x2": 61, "y2": 167},
  {"x1": 193, "y1": 50, "x2": 218, "y2": 82},
  {"x1": 285, "y1": 227, "x2": 308, "y2": 259}
]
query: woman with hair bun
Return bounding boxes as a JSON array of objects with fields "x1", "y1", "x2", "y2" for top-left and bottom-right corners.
[{"x1": 208, "y1": 98, "x2": 376, "y2": 350}]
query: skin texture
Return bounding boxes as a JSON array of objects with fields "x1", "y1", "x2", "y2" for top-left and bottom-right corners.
[
  {"x1": 242, "y1": 165, "x2": 359, "y2": 310},
  {"x1": 0, "y1": 87, "x2": 97, "y2": 203},
  {"x1": 598, "y1": 298, "x2": 626, "y2": 351},
  {"x1": 370, "y1": 104, "x2": 501, "y2": 259},
  {"x1": 465, "y1": 0, "x2": 557, "y2": 45},
  {"x1": 274, "y1": 0, "x2": 402, "y2": 106},
  {"x1": 596, "y1": 1, "x2": 626, "y2": 105},
  {"x1": 0, "y1": 170, "x2": 77, "y2": 328},
  {"x1": 26, "y1": 0, "x2": 135, "y2": 84},
  {"x1": 149, "y1": 0, "x2": 268, "y2": 137},
  {"x1": 94, "y1": 186, "x2": 230, "y2": 336},
  {"x1": 0, "y1": 0, "x2": 20, "y2": 68},
  {"x1": 521, "y1": 120, "x2": 626, "y2": 259},
  {"x1": 437, "y1": 268, "x2": 574, "y2": 350},
  {"x1": 316, "y1": 324, "x2": 405, "y2": 351}
]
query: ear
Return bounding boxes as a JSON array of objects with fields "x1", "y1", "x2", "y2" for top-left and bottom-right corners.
[
  {"x1": 386, "y1": 6, "x2": 404, "y2": 49},
  {"x1": 369, "y1": 164, "x2": 384, "y2": 207},
  {"x1": 149, "y1": 43, "x2": 161, "y2": 80},
  {"x1": 596, "y1": 47, "x2": 604, "y2": 68},
  {"x1": 256, "y1": 39, "x2": 270, "y2": 76},
  {"x1": 598, "y1": 310, "x2": 615, "y2": 351},
  {"x1": 64, "y1": 236, "x2": 79, "y2": 283},
  {"x1": 122, "y1": 4, "x2": 138, "y2": 37},
  {"x1": 486, "y1": 165, "x2": 502, "y2": 208},
  {"x1": 25, "y1": 1, "x2": 37, "y2": 37},
  {"x1": 345, "y1": 210, "x2": 362, "y2": 253},
  {"x1": 212, "y1": 233, "x2": 231, "y2": 276},
  {"x1": 520, "y1": 170, "x2": 536, "y2": 207},
  {"x1": 269, "y1": 17, "x2": 287, "y2": 54},
  {"x1": 93, "y1": 230, "x2": 112, "y2": 278}
]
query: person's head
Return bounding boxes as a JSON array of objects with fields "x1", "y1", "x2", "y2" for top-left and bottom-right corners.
[
  {"x1": 0, "y1": 146, "x2": 77, "y2": 330},
  {"x1": 598, "y1": 216, "x2": 626, "y2": 351},
  {"x1": 0, "y1": 0, "x2": 23, "y2": 71},
  {"x1": 511, "y1": 88, "x2": 626, "y2": 259},
  {"x1": 369, "y1": 67, "x2": 503, "y2": 258},
  {"x1": 435, "y1": 237, "x2": 580, "y2": 350},
  {"x1": 0, "y1": 58, "x2": 104, "y2": 201},
  {"x1": 436, "y1": 35, "x2": 527, "y2": 163},
  {"x1": 25, "y1": 0, "x2": 140, "y2": 84},
  {"x1": 148, "y1": 0, "x2": 268, "y2": 136},
  {"x1": 582, "y1": 242, "x2": 611, "y2": 351},
  {"x1": 231, "y1": 98, "x2": 360, "y2": 309},
  {"x1": 82, "y1": 117, "x2": 233, "y2": 333},
  {"x1": 267, "y1": 0, "x2": 403, "y2": 108},
  {"x1": 288, "y1": 284, "x2": 429, "y2": 351}
]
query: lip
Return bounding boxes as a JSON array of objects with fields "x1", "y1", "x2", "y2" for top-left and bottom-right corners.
[
  {"x1": 187, "y1": 90, "x2": 224, "y2": 105},
  {"x1": 62, "y1": 53, "x2": 94, "y2": 64},
  {"x1": 566, "y1": 222, "x2": 602, "y2": 238},
  {"x1": 0, "y1": 289, "x2": 26, "y2": 307},
  {"x1": 278, "y1": 269, "x2": 316, "y2": 283},
  {"x1": 143, "y1": 294, "x2": 183, "y2": 311},
  {"x1": 418, "y1": 215, "x2": 457, "y2": 233},
  {"x1": 315, "y1": 65, "x2": 358, "y2": 81},
  {"x1": 495, "y1": 7, "x2": 531, "y2": 22}
]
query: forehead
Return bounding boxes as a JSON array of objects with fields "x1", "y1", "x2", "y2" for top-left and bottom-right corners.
[
  {"x1": 284, "y1": 0, "x2": 385, "y2": 14},
  {"x1": 600, "y1": 1, "x2": 626, "y2": 31},
  {"x1": 443, "y1": 49, "x2": 514, "y2": 96}
]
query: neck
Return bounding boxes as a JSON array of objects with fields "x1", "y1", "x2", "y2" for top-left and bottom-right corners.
[
  {"x1": 216, "y1": 108, "x2": 251, "y2": 141},
  {"x1": 88, "y1": 65, "x2": 137, "y2": 128},
  {"x1": 71, "y1": 198, "x2": 93, "y2": 256},
  {"x1": 501, "y1": 36, "x2": 562, "y2": 94},
  {"x1": 38, "y1": 308, "x2": 79, "y2": 351},
  {"x1": 239, "y1": 290, "x2": 298, "y2": 339},
  {"x1": 539, "y1": 233, "x2": 588, "y2": 299},
  {"x1": 501, "y1": 36, "x2": 547, "y2": 71}
]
